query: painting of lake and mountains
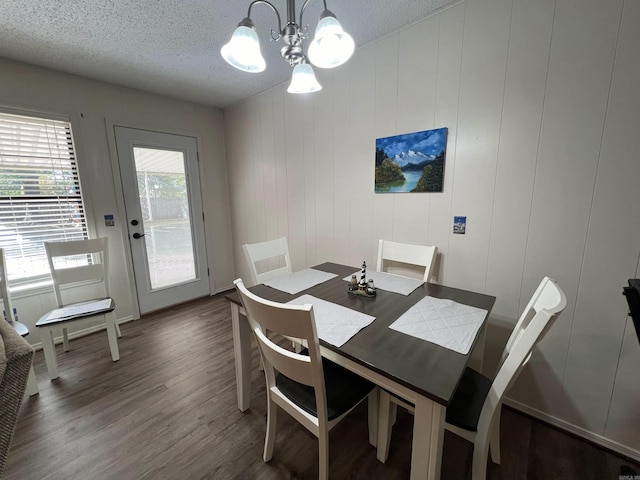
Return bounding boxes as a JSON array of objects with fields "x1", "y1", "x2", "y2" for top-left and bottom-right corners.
[{"x1": 375, "y1": 127, "x2": 447, "y2": 193}]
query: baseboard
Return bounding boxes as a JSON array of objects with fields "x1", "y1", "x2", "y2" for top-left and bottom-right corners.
[
  {"x1": 213, "y1": 284, "x2": 234, "y2": 295},
  {"x1": 504, "y1": 397, "x2": 640, "y2": 463},
  {"x1": 30, "y1": 316, "x2": 135, "y2": 351}
]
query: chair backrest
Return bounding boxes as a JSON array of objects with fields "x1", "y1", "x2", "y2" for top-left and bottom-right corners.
[
  {"x1": 45, "y1": 237, "x2": 110, "y2": 308},
  {"x1": 0, "y1": 249, "x2": 16, "y2": 322},
  {"x1": 242, "y1": 237, "x2": 292, "y2": 286},
  {"x1": 480, "y1": 277, "x2": 567, "y2": 434},
  {"x1": 376, "y1": 239, "x2": 437, "y2": 282},
  {"x1": 499, "y1": 277, "x2": 567, "y2": 367},
  {"x1": 233, "y1": 278, "x2": 328, "y2": 424}
]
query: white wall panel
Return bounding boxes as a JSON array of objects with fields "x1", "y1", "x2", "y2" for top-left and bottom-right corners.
[
  {"x1": 447, "y1": 0, "x2": 511, "y2": 293},
  {"x1": 429, "y1": 4, "x2": 465, "y2": 284},
  {"x1": 302, "y1": 98, "x2": 318, "y2": 266},
  {"x1": 224, "y1": 104, "x2": 243, "y2": 279},
  {"x1": 227, "y1": 100, "x2": 252, "y2": 281},
  {"x1": 509, "y1": 0, "x2": 623, "y2": 425},
  {"x1": 347, "y1": 47, "x2": 376, "y2": 266},
  {"x1": 373, "y1": 36, "x2": 399, "y2": 254},
  {"x1": 484, "y1": 0, "x2": 554, "y2": 320},
  {"x1": 314, "y1": 76, "x2": 336, "y2": 264},
  {"x1": 258, "y1": 92, "x2": 278, "y2": 244},
  {"x1": 331, "y1": 66, "x2": 353, "y2": 267},
  {"x1": 251, "y1": 95, "x2": 267, "y2": 242},
  {"x1": 393, "y1": 18, "x2": 440, "y2": 247},
  {"x1": 283, "y1": 91, "x2": 307, "y2": 271},
  {"x1": 272, "y1": 85, "x2": 290, "y2": 243}
]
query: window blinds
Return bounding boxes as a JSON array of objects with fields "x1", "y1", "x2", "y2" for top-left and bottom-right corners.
[{"x1": 0, "y1": 112, "x2": 88, "y2": 282}]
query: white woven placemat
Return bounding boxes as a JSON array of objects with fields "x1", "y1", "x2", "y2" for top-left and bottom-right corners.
[
  {"x1": 287, "y1": 294, "x2": 376, "y2": 347},
  {"x1": 389, "y1": 296, "x2": 487, "y2": 354},
  {"x1": 263, "y1": 268, "x2": 337, "y2": 294}
]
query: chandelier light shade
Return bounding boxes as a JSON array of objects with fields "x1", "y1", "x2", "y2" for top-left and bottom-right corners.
[
  {"x1": 221, "y1": 0, "x2": 355, "y2": 94},
  {"x1": 220, "y1": 21, "x2": 266, "y2": 73},
  {"x1": 287, "y1": 62, "x2": 322, "y2": 94},
  {"x1": 307, "y1": 10, "x2": 355, "y2": 69}
]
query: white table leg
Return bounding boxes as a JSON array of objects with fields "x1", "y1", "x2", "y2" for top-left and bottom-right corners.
[
  {"x1": 41, "y1": 328, "x2": 59, "y2": 380},
  {"x1": 231, "y1": 303, "x2": 252, "y2": 412},
  {"x1": 411, "y1": 395, "x2": 445, "y2": 480},
  {"x1": 377, "y1": 389, "x2": 393, "y2": 461}
]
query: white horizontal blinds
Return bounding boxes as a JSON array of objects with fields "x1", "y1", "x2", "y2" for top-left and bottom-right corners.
[{"x1": 0, "y1": 112, "x2": 88, "y2": 282}]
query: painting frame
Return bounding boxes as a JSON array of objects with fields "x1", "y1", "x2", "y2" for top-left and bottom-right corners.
[{"x1": 374, "y1": 127, "x2": 447, "y2": 193}]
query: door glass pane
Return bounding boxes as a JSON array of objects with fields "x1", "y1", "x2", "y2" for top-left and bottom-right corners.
[{"x1": 133, "y1": 147, "x2": 196, "y2": 289}]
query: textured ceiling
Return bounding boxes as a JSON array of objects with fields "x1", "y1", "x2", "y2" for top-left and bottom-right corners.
[{"x1": 0, "y1": 0, "x2": 456, "y2": 109}]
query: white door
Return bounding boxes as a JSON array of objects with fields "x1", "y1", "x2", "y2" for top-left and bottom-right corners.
[{"x1": 114, "y1": 127, "x2": 209, "y2": 314}]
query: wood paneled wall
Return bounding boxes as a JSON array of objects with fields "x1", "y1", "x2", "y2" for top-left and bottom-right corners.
[{"x1": 224, "y1": 0, "x2": 640, "y2": 459}]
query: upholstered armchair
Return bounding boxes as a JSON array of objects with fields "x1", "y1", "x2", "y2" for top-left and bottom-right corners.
[{"x1": 0, "y1": 319, "x2": 35, "y2": 476}]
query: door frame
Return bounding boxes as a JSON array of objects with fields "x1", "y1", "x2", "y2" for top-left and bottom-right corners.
[{"x1": 105, "y1": 119, "x2": 212, "y2": 319}]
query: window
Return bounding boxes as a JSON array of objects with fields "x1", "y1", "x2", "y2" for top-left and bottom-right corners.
[{"x1": 0, "y1": 111, "x2": 88, "y2": 284}]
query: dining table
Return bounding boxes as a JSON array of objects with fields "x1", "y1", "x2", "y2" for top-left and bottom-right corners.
[{"x1": 225, "y1": 262, "x2": 496, "y2": 480}]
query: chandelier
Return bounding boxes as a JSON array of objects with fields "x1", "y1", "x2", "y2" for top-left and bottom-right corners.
[{"x1": 221, "y1": 0, "x2": 355, "y2": 94}]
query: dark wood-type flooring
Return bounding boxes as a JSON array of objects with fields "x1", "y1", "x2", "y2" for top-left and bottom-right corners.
[{"x1": 4, "y1": 294, "x2": 639, "y2": 479}]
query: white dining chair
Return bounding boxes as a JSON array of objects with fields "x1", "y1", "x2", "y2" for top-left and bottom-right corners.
[
  {"x1": 243, "y1": 236, "x2": 301, "y2": 353},
  {"x1": 376, "y1": 276, "x2": 567, "y2": 480},
  {"x1": 0, "y1": 248, "x2": 38, "y2": 396},
  {"x1": 242, "y1": 237, "x2": 292, "y2": 286},
  {"x1": 234, "y1": 278, "x2": 376, "y2": 480},
  {"x1": 376, "y1": 239, "x2": 437, "y2": 282},
  {"x1": 35, "y1": 237, "x2": 121, "y2": 380}
]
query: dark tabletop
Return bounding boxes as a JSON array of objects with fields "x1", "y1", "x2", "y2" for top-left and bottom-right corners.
[{"x1": 226, "y1": 262, "x2": 496, "y2": 406}]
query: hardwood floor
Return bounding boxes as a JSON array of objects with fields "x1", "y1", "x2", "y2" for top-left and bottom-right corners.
[{"x1": 5, "y1": 294, "x2": 639, "y2": 479}]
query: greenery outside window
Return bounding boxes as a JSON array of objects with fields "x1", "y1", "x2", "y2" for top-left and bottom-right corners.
[{"x1": 0, "y1": 111, "x2": 88, "y2": 285}]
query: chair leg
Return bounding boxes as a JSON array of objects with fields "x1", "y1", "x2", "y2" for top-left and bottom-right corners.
[
  {"x1": 318, "y1": 426, "x2": 329, "y2": 480},
  {"x1": 376, "y1": 389, "x2": 394, "y2": 463},
  {"x1": 41, "y1": 328, "x2": 59, "y2": 380},
  {"x1": 62, "y1": 327, "x2": 70, "y2": 352},
  {"x1": 26, "y1": 365, "x2": 39, "y2": 396},
  {"x1": 115, "y1": 321, "x2": 122, "y2": 338},
  {"x1": 490, "y1": 405, "x2": 501, "y2": 465},
  {"x1": 368, "y1": 388, "x2": 379, "y2": 447},
  {"x1": 263, "y1": 398, "x2": 277, "y2": 462},
  {"x1": 106, "y1": 313, "x2": 120, "y2": 361},
  {"x1": 472, "y1": 428, "x2": 490, "y2": 480}
]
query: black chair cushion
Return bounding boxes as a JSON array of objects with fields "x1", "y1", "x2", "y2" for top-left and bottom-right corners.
[
  {"x1": 445, "y1": 367, "x2": 492, "y2": 432},
  {"x1": 276, "y1": 354, "x2": 374, "y2": 421}
]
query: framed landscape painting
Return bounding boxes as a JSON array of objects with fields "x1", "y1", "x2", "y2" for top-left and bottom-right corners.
[{"x1": 375, "y1": 127, "x2": 447, "y2": 193}]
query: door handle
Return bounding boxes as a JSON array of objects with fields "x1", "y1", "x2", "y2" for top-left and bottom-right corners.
[{"x1": 132, "y1": 232, "x2": 145, "y2": 239}]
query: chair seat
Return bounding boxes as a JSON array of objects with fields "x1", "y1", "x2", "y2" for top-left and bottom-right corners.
[
  {"x1": 445, "y1": 367, "x2": 492, "y2": 432},
  {"x1": 277, "y1": 355, "x2": 374, "y2": 421},
  {"x1": 35, "y1": 298, "x2": 115, "y2": 328}
]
